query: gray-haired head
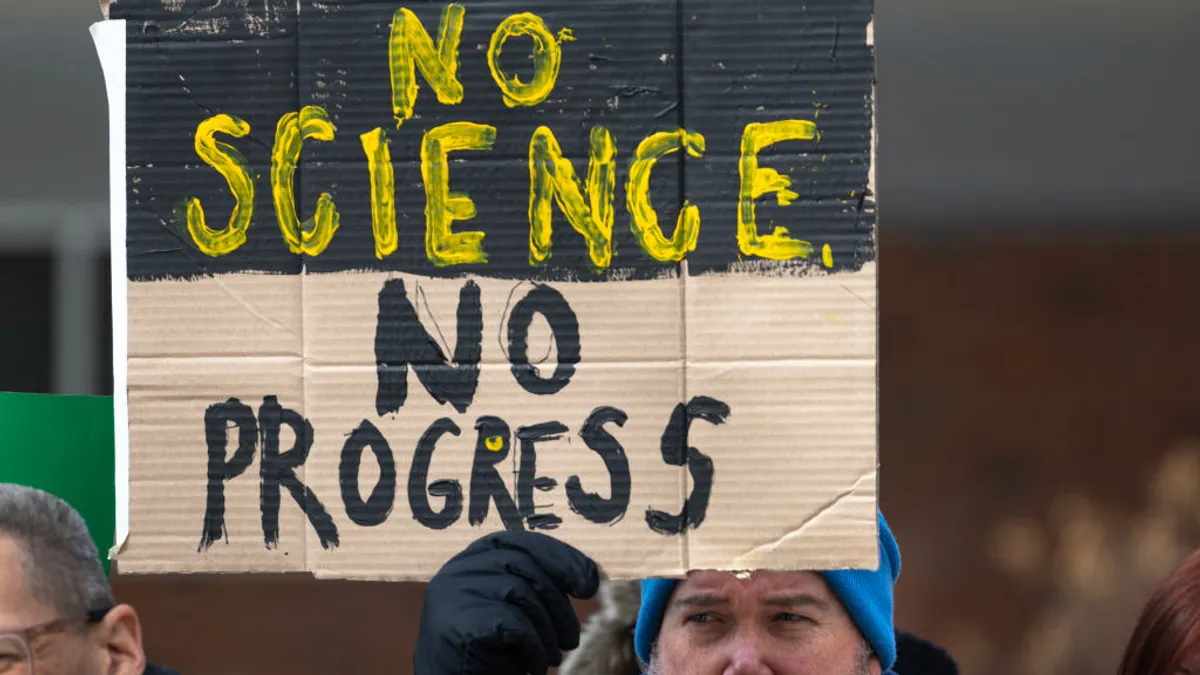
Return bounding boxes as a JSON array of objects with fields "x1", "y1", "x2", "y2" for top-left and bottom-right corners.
[{"x1": 0, "y1": 483, "x2": 114, "y2": 617}]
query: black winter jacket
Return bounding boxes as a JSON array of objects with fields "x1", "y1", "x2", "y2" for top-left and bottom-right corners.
[{"x1": 894, "y1": 631, "x2": 959, "y2": 675}]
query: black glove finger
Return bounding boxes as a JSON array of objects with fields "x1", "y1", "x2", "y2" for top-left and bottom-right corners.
[
  {"x1": 466, "y1": 531, "x2": 600, "y2": 600},
  {"x1": 460, "y1": 602, "x2": 551, "y2": 675},
  {"x1": 468, "y1": 561, "x2": 565, "y2": 667},
  {"x1": 488, "y1": 549, "x2": 585, "y2": 653}
]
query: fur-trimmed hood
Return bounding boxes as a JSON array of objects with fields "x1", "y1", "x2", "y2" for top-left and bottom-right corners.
[
  {"x1": 560, "y1": 581, "x2": 959, "y2": 675},
  {"x1": 561, "y1": 580, "x2": 643, "y2": 675}
]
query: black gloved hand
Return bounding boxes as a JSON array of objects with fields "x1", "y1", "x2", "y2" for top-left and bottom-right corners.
[{"x1": 414, "y1": 531, "x2": 601, "y2": 675}]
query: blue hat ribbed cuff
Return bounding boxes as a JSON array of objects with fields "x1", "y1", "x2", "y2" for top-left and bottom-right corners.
[{"x1": 634, "y1": 511, "x2": 902, "y2": 671}]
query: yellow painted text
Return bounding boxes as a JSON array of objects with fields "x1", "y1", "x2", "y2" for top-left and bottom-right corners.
[
  {"x1": 186, "y1": 115, "x2": 254, "y2": 257},
  {"x1": 272, "y1": 106, "x2": 340, "y2": 257},
  {"x1": 390, "y1": 4, "x2": 466, "y2": 127},
  {"x1": 361, "y1": 128, "x2": 397, "y2": 259},
  {"x1": 487, "y1": 13, "x2": 563, "y2": 108},
  {"x1": 421, "y1": 121, "x2": 497, "y2": 266},
  {"x1": 626, "y1": 128, "x2": 705, "y2": 263},
  {"x1": 528, "y1": 126, "x2": 615, "y2": 271},
  {"x1": 737, "y1": 120, "x2": 818, "y2": 260}
]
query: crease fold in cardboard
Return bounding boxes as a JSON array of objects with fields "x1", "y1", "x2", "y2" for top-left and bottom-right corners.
[{"x1": 729, "y1": 470, "x2": 878, "y2": 571}]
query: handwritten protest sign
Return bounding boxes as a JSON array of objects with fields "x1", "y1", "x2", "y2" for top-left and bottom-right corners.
[{"x1": 93, "y1": 0, "x2": 878, "y2": 580}]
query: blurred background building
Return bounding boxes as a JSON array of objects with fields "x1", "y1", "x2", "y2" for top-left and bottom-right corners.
[{"x1": 1, "y1": 0, "x2": 1198, "y2": 674}]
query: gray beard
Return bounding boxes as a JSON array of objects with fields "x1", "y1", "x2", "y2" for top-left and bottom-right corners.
[{"x1": 643, "y1": 643, "x2": 874, "y2": 675}]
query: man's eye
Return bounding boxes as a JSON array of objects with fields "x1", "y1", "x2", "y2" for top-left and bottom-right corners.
[
  {"x1": 686, "y1": 613, "x2": 714, "y2": 624},
  {"x1": 775, "y1": 612, "x2": 811, "y2": 623}
]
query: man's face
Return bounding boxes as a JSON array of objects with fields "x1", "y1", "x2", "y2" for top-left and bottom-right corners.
[
  {"x1": 0, "y1": 534, "x2": 108, "y2": 675},
  {"x1": 649, "y1": 570, "x2": 881, "y2": 675}
]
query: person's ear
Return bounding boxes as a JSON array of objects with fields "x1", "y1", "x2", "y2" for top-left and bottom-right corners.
[
  {"x1": 868, "y1": 655, "x2": 882, "y2": 675},
  {"x1": 94, "y1": 604, "x2": 146, "y2": 675}
]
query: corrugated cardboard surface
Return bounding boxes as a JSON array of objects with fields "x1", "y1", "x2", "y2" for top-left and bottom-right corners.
[{"x1": 106, "y1": 0, "x2": 878, "y2": 579}]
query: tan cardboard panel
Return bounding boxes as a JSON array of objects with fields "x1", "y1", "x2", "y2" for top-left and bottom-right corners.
[
  {"x1": 686, "y1": 263, "x2": 876, "y2": 362},
  {"x1": 304, "y1": 272, "x2": 683, "y2": 367},
  {"x1": 128, "y1": 275, "x2": 301, "y2": 359},
  {"x1": 119, "y1": 273, "x2": 879, "y2": 577},
  {"x1": 684, "y1": 360, "x2": 878, "y2": 571},
  {"x1": 122, "y1": 356, "x2": 307, "y2": 573}
]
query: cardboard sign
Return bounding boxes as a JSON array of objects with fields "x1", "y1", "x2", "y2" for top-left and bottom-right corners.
[{"x1": 94, "y1": 0, "x2": 879, "y2": 580}]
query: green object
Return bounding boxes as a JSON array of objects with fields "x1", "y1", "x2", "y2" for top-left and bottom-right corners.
[{"x1": 0, "y1": 392, "x2": 116, "y2": 576}]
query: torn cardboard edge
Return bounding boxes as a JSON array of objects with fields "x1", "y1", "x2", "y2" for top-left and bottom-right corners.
[
  {"x1": 867, "y1": 16, "x2": 881, "y2": 523},
  {"x1": 90, "y1": 18, "x2": 129, "y2": 560}
]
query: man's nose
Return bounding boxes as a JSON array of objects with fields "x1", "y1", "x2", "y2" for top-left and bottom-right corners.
[{"x1": 723, "y1": 634, "x2": 772, "y2": 675}]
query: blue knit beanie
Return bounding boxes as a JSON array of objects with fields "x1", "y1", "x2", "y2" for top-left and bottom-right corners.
[{"x1": 634, "y1": 511, "x2": 902, "y2": 671}]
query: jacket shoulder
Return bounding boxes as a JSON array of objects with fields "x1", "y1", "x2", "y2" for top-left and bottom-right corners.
[{"x1": 895, "y1": 631, "x2": 959, "y2": 675}]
